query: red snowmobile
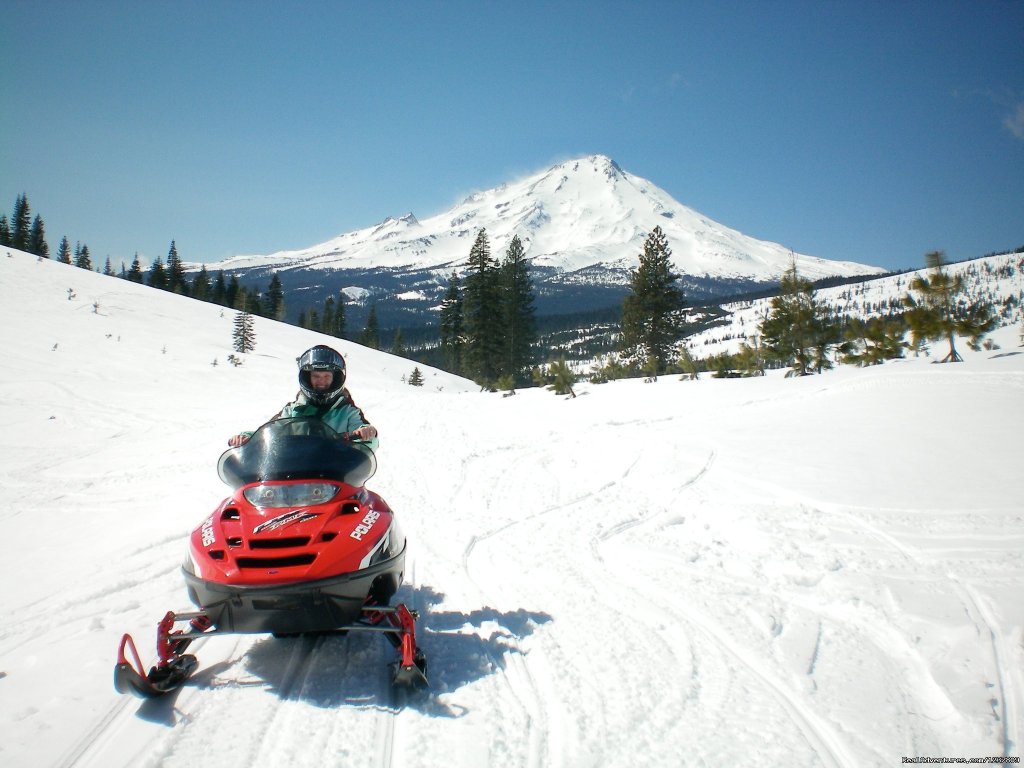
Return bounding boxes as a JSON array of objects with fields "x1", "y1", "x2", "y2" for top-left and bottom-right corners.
[{"x1": 114, "y1": 417, "x2": 427, "y2": 698}]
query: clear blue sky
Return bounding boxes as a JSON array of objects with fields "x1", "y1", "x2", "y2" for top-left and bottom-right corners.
[{"x1": 3, "y1": 0, "x2": 1022, "y2": 272}]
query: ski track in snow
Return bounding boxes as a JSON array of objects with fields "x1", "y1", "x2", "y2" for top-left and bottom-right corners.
[
  {"x1": 456, "y1": 448, "x2": 558, "y2": 768},
  {"x1": 582, "y1": 447, "x2": 858, "y2": 767},
  {"x1": 54, "y1": 634, "x2": 221, "y2": 768},
  {"x1": 700, "y1": 475, "x2": 1021, "y2": 762},
  {"x1": 956, "y1": 581, "x2": 1019, "y2": 758},
  {"x1": 457, "y1": 428, "x2": 858, "y2": 766},
  {"x1": 839, "y1": 501, "x2": 1024, "y2": 761},
  {"x1": 823, "y1": 501, "x2": 1021, "y2": 759},
  {"x1": 3, "y1": 251, "x2": 1023, "y2": 768}
]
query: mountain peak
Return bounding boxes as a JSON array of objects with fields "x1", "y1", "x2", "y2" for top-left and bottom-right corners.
[
  {"x1": 548, "y1": 154, "x2": 623, "y2": 180},
  {"x1": 370, "y1": 213, "x2": 420, "y2": 239}
]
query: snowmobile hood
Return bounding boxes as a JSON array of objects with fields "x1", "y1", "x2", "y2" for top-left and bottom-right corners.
[{"x1": 187, "y1": 486, "x2": 402, "y2": 586}]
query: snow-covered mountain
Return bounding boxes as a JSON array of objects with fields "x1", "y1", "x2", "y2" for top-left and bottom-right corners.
[
  {"x1": 211, "y1": 155, "x2": 879, "y2": 282},
  {"x1": 197, "y1": 156, "x2": 885, "y2": 321},
  {"x1": 2, "y1": 248, "x2": 1022, "y2": 767}
]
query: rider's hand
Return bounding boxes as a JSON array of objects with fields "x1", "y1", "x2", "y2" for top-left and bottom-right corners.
[
  {"x1": 228, "y1": 434, "x2": 250, "y2": 447},
  {"x1": 352, "y1": 425, "x2": 377, "y2": 441}
]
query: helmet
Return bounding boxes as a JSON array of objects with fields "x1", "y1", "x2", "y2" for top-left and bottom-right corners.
[{"x1": 297, "y1": 345, "x2": 346, "y2": 406}]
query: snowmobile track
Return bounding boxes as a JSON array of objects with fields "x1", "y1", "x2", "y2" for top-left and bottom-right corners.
[
  {"x1": 54, "y1": 633, "x2": 216, "y2": 768},
  {"x1": 655, "y1": 580, "x2": 858, "y2": 768},
  {"x1": 53, "y1": 695, "x2": 135, "y2": 768},
  {"x1": 590, "y1": 448, "x2": 715, "y2": 555},
  {"x1": 236, "y1": 633, "x2": 327, "y2": 766},
  {"x1": 954, "y1": 579, "x2": 1020, "y2": 758}
]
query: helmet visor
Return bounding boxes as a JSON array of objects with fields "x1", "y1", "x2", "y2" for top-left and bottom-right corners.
[{"x1": 299, "y1": 346, "x2": 345, "y2": 372}]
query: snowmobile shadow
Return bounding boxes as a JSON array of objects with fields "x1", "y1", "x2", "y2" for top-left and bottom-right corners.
[
  {"x1": 133, "y1": 689, "x2": 187, "y2": 726},
  {"x1": 132, "y1": 660, "x2": 237, "y2": 726},
  {"x1": 243, "y1": 585, "x2": 552, "y2": 717}
]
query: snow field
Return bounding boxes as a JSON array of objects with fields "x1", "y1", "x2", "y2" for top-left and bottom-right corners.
[{"x1": 1, "y1": 248, "x2": 1021, "y2": 767}]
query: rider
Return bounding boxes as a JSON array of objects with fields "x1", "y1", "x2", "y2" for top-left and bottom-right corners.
[{"x1": 228, "y1": 345, "x2": 378, "y2": 449}]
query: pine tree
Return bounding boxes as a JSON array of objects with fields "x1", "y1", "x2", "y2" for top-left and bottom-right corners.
[
  {"x1": 903, "y1": 250, "x2": 997, "y2": 362},
  {"x1": 619, "y1": 226, "x2": 685, "y2": 377},
  {"x1": 57, "y1": 236, "x2": 72, "y2": 264},
  {"x1": 809, "y1": 310, "x2": 841, "y2": 374},
  {"x1": 11, "y1": 194, "x2": 31, "y2": 252},
  {"x1": 360, "y1": 304, "x2": 380, "y2": 349},
  {"x1": 166, "y1": 241, "x2": 187, "y2": 295},
  {"x1": 322, "y1": 295, "x2": 336, "y2": 333},
  {"x1": 225, "y1": 274, "x2": 241, "y2": 308},
  {"x1": 126, "y1": 253, "x2": 144, "y2": 282},
  {"x1": 103, "y1": 257, "x2": 115, "y2": 276},
  {"x1": 734, "y1": 337, "x2": 765, "y2": 376},
  {"x1": 590, "y1": 353, "x2": 633, "y2": 383},
  {"x1": 191, "y1": 265, "x2": 211, "y2": 299},
  {"x1": 232, "y1": 302, "x2": 257, "y2": 354},
  {"x1": 238, "y1": 286, "x2": 258, "y2": 314},
  {"x1": 74, "y1": 242, "x2": 93, "y2": 271},
  {"x1": 0, "y1": 215, "x2": 10, "y2": 247},
  {"x1": 391, "y1": 328, "x2": 406, "y2": 357},
  {"x1": 332, "y1": 292, "x2": 346, "y2": 338},
  {"x1": 408, "y1": 367, "x2": 425, "y2": 386},
  {"x1": 148, "y1": 255, "x2": 168, "y2": 289},
  {"x1": 760, "y1": 261, "x2": 833, "y2": 376},
  {"x1": 264, "y1": 273, "x2": 285, "y2": 320},
  {"x1": 28, "y1": 215, "x2": 49, "y2": 257},
  {"x1": 840, "y1": 317, "x2": 909, "y2": 366},
  {"x1": 500, "y1": 235, "x2": 537, "y2": 384},
  {"x1": 462, "y1": 229, "x2": 503, "y2": 386},
  {"x1": 439, "y1": 272, "x2": 465, "y2": 374},
  {"x1": 547, "y1": 358, "x2": 577, "y2": 397},
  {"x1": 709, "y1": 352, "x2": 736, "y2": 378},
  {"x1": 212, "y1": 271, "x2": 227, "y2": 305}
]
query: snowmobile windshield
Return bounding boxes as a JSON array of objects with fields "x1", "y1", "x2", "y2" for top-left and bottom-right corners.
[{"x1": 217, "y1": 418, "x2": 377, "y2": 489}]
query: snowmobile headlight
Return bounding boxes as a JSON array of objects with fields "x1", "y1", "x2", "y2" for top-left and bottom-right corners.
[{"x1": 243, "y1": 482, "x2": 340, "y2": 508}]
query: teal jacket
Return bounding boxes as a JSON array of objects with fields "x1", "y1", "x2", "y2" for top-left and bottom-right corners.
[{"x1": 245, "y1": 389, "x2": 379, "y2": 451}]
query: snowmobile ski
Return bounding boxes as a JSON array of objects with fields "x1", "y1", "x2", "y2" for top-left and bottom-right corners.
[{"x1": 114, "y1": 627, "x2": 200, "y2": 699}]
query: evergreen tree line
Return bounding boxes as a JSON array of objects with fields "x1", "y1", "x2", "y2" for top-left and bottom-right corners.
[
  {"x1": 593, "y1": 248, "x2": 1001, "y2": 383},
  {"x1": 437, "y1": 229, "x2": 539, "y2": 389},
  {"x1": 1, "y1": 193, "x2": 115, "y2": 276},
  {"x1": 3, "y1": 192, "x2": 459, "y2": 361},
  {"x1": 297, "y1": 293, "x2": 348, "y2": 340},
  {"x1": 296, "y1": 298, "x2": 413, "y2": 354},
  {"x1": 1, "y1": 194, "x2": 288, "y2": 319},
  {"x1": 8, "y1": 193, "x2": 1005, "y2": 385},
  {"x1": 124, "y1": 241, "x2": 286, "y2": 320},
  {"x1": 716, "y1": 250, "x2": 998, "y2": 376},
  {"x1": 2, "y1": 193, "x2": 54, "y2": 259}
]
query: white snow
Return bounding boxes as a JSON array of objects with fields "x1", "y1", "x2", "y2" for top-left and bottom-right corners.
[
  {"x1": 341, "y1": 286, "x2": 372, "y2": 303},
  {"x1": 1, "y1": 247, "x2": 1022, "y2": 767},
  {"x1": 394, "y1": 290, "x2": 428, "y2": 302}
]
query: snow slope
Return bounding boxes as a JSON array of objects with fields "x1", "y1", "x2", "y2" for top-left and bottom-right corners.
[
  {"x1": 1, "y1": 248, "x2": 1022, "y2": 768},
  {"x1": 204, "y1": 156, "x2": 884, "y2": 283},
  {"x1": 687, "y1": 251, "x2": 1024, "y2": 359}
]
